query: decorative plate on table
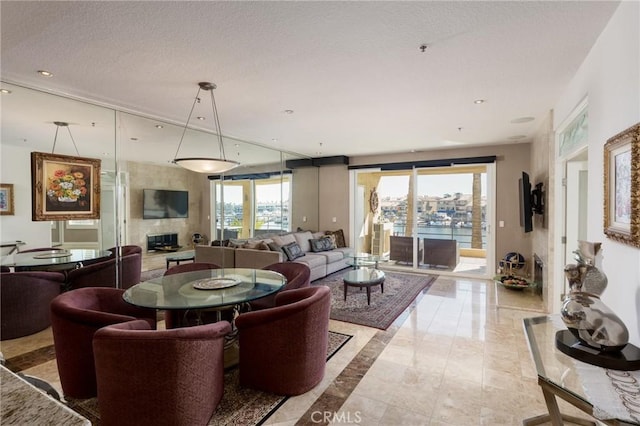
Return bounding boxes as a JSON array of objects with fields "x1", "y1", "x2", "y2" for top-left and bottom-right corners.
[
  {"x1": 33, "y1": 251, "x2": 71, "y2": 259},
  {"x1": 192, "y1": 277, "x2": 241, "y2": 290}
]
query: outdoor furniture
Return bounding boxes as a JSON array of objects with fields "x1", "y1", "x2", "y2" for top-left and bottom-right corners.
[
  {"x1": 389, "y1": 236, "x2": 423, "y2": 264},
  {"x1": 93, "y1": 319, "x2": 230, "y2": 426},
  {"x1": 235, "y1": 286, "x2": 331, "y2": 395},
  {"x1": 422, "y1": 238, "x2": 459, "y2": 269},
  {"x1": 0, "y1": 271, "x2": 65, "y2": 340},
  {"x1": 50, "y1": 287, "x2": 156, "y2": 399},
  {"x1": 250, "y1": 262, "x2": 311, "y2": 310}
]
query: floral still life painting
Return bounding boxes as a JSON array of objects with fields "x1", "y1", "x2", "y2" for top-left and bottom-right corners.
[{"x1": 31, "y1": 152, "x2": 101, "y2": 221}]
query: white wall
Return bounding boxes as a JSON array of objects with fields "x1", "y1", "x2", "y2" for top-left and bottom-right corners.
[
  {"x1": 553, "y1": 1, "x2": 640, "y2": 344},
  {"x1": 0, "y1": 144, "x2": 52, "y2": 252}
]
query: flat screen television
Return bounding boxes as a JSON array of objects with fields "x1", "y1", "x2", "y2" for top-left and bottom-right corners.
[
  {"x1": 143, "y1": 189, "x2": 188, "y2": 219},
  {"x1": 519, "y1": 172, "x2": 533, "y2": 233}
]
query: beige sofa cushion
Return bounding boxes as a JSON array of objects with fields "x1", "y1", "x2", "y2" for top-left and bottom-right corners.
[
  {"x1": 293, "y1": 231, "x2": 314, "y2": 253},
  {"x1": 271, "y1": 233, "x2": 296, "y2": 247}
]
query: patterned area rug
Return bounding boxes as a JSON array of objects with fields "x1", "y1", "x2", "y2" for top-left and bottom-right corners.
[
  {"x1": 140, "y1": 267, "x2": 165, "y2": 281},
  {"x1": 313, "y1": 269, "x2": 437, "y2": 330},
  {"x1": 66, "y1": 331, "x2": 352, "y2": 426}
]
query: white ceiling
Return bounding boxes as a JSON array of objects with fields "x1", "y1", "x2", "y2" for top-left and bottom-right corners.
[{"x1": 0, "y1": 1, "x2": 620, "y2": 164}]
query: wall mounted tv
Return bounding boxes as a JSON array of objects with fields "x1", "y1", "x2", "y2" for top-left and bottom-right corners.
[
  {"x1": 143, "y1": 189, "x2": 188, "y2": 219},
  {"x1": 519, "y1": 172, "x2": 545, "y2": 233}
]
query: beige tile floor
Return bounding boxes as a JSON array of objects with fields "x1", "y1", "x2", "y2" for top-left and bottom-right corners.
[{"x1": 1, "y1": 275, "x2": 596, "y2": 425}]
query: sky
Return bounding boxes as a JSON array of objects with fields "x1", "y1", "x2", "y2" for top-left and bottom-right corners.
[{"x1": 378, "y1": 174, "x2": 486, "y2": 198}]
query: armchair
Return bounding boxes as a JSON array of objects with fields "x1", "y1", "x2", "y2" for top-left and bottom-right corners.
[
  {"x1": 250, "y1": 262, "x2": 311, "y2": 310},
  {"x1": 389, "y1": 236, "x2": 423, "y2": 264},
  {"x1": 235, "y1": 286, "x2": 331, "y2": 395},
  {"x1": 66, "y1": 253, "x2": 141, "y2": 290},
  {"x1": 1, "y1": 271, "x2": 65, "y2": 340},
  {"x1": 93, "y1": 319, "x2": 231, "y2": 426},
  {"x1": 50, "y1": 287, "x2": 156, "y2": 399}
]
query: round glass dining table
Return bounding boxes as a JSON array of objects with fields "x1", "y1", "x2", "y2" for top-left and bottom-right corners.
[
  {"x1": 0, "y1": 249, "x2": 112, "y2": 271},
  {"x1": 122, "y1": 268, "x2": 287, "y2": 311}
]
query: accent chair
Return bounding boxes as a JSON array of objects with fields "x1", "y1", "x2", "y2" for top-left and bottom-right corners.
[
  {"x1": 93, "y1": 319, "x2": 230, "y2": 426},
  {"x1": 50, "y1": 287, "x2": 156, "y2": 399},
  {"x1": 235, "y1": 285, "x2": 331, "y2": 395},
  {"x1": 250, "y1": 262, "x2": 311, "y2": 310},
  {"x1": 0, "y1": 271, "x2": 65, "y2": 340}
]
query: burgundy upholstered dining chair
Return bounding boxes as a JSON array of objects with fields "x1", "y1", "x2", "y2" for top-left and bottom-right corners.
[
  {"x1": 93, "y1": 319, "x2": 231, "y2": 426},
  {"x1": 235, "y1": 285, "x2": 331, "y2": 396},
  {"x1": 66, "y1": 253, "x2": 141, "y2": 290},
  {"x1": 0, "y1": 271, "x2": 65, "y2": 340},
  {"x1": 163, "y1": 262, "x2": 222, "y2": 329},
  {"x1": 106, "y1": 245, "x2": 142, "y2": 257},
  {"x1": 250, "y1": 262, "x2": 311, "y2": 310},
  {"x1": 50, "y1": 287, "x2": 157, "y2": 399}
]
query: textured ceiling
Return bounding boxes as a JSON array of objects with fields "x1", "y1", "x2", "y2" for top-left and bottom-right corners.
[{"x1": 0, "y1": 1, "x2": 620, "y2": 164}]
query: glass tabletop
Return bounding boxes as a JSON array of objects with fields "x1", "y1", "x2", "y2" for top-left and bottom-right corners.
[
  {"x1": 1, "y1": 249, "x2": 112, "y2": 268},
  {"x1": 523, "y1": 315, "x2": 640, "y2": 425},
  {"x1": 123, "y1": 268, "x2": 287, "y2": 310}
]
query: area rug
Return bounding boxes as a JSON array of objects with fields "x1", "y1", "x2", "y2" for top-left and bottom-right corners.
[
  {"x1": 140, "y1": 267, "x2": 165, "y2": 281},
  {"x1": 66, "y1": 331, "x2": 352, "y2": 426},
  {"x1": 313, "y1": 269, "x2": 437, "y2": 330}
]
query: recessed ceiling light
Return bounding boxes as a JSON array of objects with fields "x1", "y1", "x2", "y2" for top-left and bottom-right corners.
[
  {"x1": 511, "y1": 117, "x2": 535, "y2": 124},
  {"x1": 37, "y1": 70, "x2": 53, "y2": 77},
  {"x1": 0, "y1": 89, "x2": 12, "y2": 94},
  {"x1": 196, "y1": 116, "x2": 206, "y2": 120},
  {"x1": 155, "y1": 124, "x2": 164, "y2": 129},
  {"x1": 509, "y1": 135, "x2": 527, "y2": 140},
  {"x1": 284, "y1": 109, "x2": 294, "y2": 114},
  {"x1": 473, "y1": 99, "x2": 486, "y2": 104},
  {"x1": 272, "y1": 138, "x2": 278, "y2": 142}
]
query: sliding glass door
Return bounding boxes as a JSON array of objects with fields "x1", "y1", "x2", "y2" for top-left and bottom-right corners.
[{"x1": 351, "y1": 164, "x2": 494, "y2": 277}]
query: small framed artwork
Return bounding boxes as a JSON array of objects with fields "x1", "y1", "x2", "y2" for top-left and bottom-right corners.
[
  {"x1": 603, "y1": 122, "x2": 640, "y2": 247},
  {"x1": 0, "y1": 183, "x2": 15, "y2": 215},
  {"x1": 31, "y1": 152, "x2": 102, "y2": 221}
]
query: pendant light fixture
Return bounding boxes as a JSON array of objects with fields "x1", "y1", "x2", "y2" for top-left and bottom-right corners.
[
  {"x1": 173, "y1": 82, "x2": 239, "y2": 173},
  {"x1": 51, "y1": 121, "x2": 80, "y2": 155}
]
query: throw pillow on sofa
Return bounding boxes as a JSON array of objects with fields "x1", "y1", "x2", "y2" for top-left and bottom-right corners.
[
  {"x1": 281, "y1": 242, "x2": 305, "y2": 261},
  {"x1": 309, "y1": 236, "x2": 335, "y2": 252},
  {"x1": 326, "y1": 229, "x2": 346, "y2": 248}
]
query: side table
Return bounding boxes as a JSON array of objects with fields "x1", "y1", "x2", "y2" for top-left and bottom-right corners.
[{"x1": 165, "y1": 250, "x2": 195, "y2": 269}]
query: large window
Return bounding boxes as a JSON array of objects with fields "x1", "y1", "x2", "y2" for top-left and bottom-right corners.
[
  {"x1": 215, "y1": 174, "x2": 291, "y2": 240},
  {"x1": 353, "y1": 164, "x2": 492, "y2": 277}
]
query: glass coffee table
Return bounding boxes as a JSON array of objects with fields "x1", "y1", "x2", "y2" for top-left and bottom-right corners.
[
  {"x1": 165, "y1": 250, "x2": 195, "y2": 269},
  {"x1": 345, "y1": 252, "x2": 385, "y2": 269},
  {"x1": 343, "y1": 268, "x2": 385, "y2": 305}
]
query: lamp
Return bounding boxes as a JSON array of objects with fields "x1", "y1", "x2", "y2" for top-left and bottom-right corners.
[
  {"x1": 173, "y1": 82, "x2": 239, "y2": 173},
  {"x1": 51, "y1": 121, "x2": 80, "y2": 155}
]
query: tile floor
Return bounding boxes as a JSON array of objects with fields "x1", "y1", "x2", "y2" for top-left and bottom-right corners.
[{"x1": 1, "y1": 274, "x2": 595, "y2": 425}]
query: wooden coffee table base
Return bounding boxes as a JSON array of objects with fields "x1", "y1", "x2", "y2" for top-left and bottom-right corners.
[{"x1": 343, "y1": 268, "x2": 385, "y2": 306}]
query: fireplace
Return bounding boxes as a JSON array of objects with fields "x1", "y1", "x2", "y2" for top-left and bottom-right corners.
[{"x1": 533, "y1": 254, "x2": 544, "y2": 296}]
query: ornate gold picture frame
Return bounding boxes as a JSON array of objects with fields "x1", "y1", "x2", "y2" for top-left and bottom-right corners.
[
  {"x1": 0, "y1": 183, "x2": 15, "y2": 215},
  {"x1": 603, "y1": 123, "x2": 640, "y2": 247},
  {"x1": 31, "y1": 152, "x2": 101, "y2": 221}
]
